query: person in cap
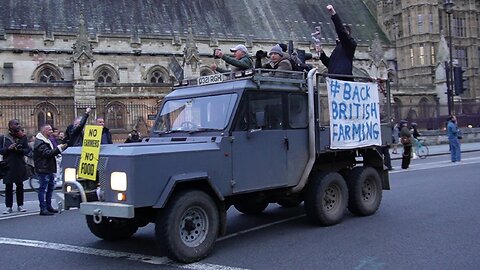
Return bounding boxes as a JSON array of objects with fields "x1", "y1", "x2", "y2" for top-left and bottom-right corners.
[
  {"x1": 211, "y1": 44, "x2": 253, "y2": 73},
  {"x1": 259, "y1": 44, "x2": 292, "y2": 77}
]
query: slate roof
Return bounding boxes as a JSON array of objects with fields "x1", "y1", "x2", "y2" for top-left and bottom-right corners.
[{"x1": 0, "y1": 0, "x2": 389, "y2": 45}]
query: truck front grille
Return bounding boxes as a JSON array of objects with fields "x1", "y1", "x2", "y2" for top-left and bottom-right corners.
[{"x1": 74, "y1": 156, "x2": 109, "y2": 188}]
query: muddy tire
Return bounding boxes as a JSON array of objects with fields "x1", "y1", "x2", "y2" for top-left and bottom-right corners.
[
  {"x1": 155, "y1": 190, "x2": 219, "y2": 263},
  {"x1": 304, "y1": 172, "x2": 348, "y2": 226}
]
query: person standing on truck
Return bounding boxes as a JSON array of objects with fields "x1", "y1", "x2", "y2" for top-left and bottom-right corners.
[
  {"x1": 256, "y1": 44, "x2": 292, "y2": 77},
  {"x1": 33, "y1": 124, "x2": 67, "y2": 216},
  {"x1": 315, "y1": 4, "x2": 357, "y2": 81},
  {"x1": 64, "y1": 107, "x2": 91, "y2": 147},
  {"x1": 447, "y1": 115, "x2": 461, "y2": 162},
  {"x1": 211, "y1": 44, "x2": 253, "y2": 74},
  {"x1": 399, "y1": 120, "x2": 413, "y2": 169}
]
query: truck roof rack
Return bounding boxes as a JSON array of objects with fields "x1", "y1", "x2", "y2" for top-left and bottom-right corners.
[{"x1": 174, "y1": 69, "x2": 307, "y2": 90}]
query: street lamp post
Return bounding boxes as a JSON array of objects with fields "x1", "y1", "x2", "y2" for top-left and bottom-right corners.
[{"x1": 444, "y1": 0, "x2": 455, "y2": 116}]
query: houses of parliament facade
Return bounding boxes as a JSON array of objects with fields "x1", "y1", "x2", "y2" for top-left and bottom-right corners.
[{"x1": 0, "y1": 0, "x2": 479, "y2": 139}]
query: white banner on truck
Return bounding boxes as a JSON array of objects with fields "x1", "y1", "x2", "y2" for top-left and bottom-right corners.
[{"x1": 326, "y1": 78, "x2": 382, "y2": 149}]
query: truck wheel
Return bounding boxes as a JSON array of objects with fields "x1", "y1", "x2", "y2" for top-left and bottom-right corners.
[
  {"x1": 155, "y1": 190, "x2": 219, "y2": 263},
  {"x1": 86, "y1": 216, "x2": 138, "y2": 241},
  {"x1": 304, "y1": 172, "x2": 348, "y2": 226},
  {"x1": 234, "y1": 199, "x2": 268, "y2": 215},
  {"x1": 346, "y1": 167, "x2": 382, "y2": 216}
]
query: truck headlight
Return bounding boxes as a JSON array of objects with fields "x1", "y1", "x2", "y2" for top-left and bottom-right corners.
[
  {"x1": 111, "y1": 172, "x2": 127, "y2": 191},
  {"x1": 64, "y1": 168, "x2": 77, "y2": 182}
]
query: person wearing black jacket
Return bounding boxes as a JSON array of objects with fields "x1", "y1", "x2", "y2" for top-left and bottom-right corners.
[
  {"x1": 64, "y1": 107, "x2": 91, "y2": 147},
  {"x1": 316, "y1": 4, "x2": 357, "y2": 81},
  {"x1": 1, "y1": 120, "x2": 30, "y2": 214},
  {"x1": 96, "y1": 117, "x2": 113, "y2": 144},
  {"x1": 33, "y1": 124, "x2": 67, "y2": 216}
]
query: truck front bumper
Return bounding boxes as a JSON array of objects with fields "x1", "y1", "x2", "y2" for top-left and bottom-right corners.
[{"x1": 80, "y1": 202, "x2": 135, "y2": 219}]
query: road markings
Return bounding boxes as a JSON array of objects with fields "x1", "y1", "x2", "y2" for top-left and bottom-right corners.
[
  {"x1": 0, "y1": 237, "x2": 250, "y2": 270},
  {"x1": 218, "y1": 214, "x2": 305, "y2": 242},
  {"x1": 0, "y1": 212, "x2": 39, "y2": 221}
]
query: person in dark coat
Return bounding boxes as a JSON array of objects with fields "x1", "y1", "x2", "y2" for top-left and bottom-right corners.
[
  {"x1": 124, "y1": 129, "x2": 142, "y2": 143},
  {"x1": 1, "y1": 119, "x2": 30, "y2": 214},
  {"x1": 96, "y1": 117, "x2": 113, "y2": 144},
  {"x1": 64, "y1": 107, "x2": 91, "y2": 147},
  {"x1": 316, "y1": 4, "x2": 357, "y2": 81},
  {"x1": 399, "y1": 120, "x2": 413, "y2": 169},
  {"x1": 33, "y1": 124, "x2": 67, "y2": 216}
]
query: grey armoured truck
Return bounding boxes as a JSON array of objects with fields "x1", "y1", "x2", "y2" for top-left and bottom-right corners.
[{"x1": 62, "y1": 69, "x2": 392, "y2": 263}]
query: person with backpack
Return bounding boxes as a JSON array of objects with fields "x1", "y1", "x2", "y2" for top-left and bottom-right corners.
[{"x1": 315, "y1": 4, "x2": 357, "y2": 81}]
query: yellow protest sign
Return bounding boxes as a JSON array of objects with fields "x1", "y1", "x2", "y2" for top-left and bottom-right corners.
[{"x1": 78, "y1": 125, "x2": 103, "y2": 181}]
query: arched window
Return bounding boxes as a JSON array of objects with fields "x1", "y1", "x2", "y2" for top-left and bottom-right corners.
[
  {"x1": 146, "y1": 66, "x2": 169, "y2": 84},
  {"x1": 105, "y1": 101, "x2": 126, "y2": 129},
  {"x1": 419, "y1": 97, "x2": 430, "y2": 118},
  {"x1": 33, "y1": 64, "x2": 62, "y2": 83},
  {"x1": 150, "y1": 71, "x2": 164, "y2": 83},
  {"x1": 98, "y1": 70, "x2": 113, "y2": 83},
  {"x1": 35, "y1": 102, "x2": 58, "y2": 130},
  {"x1": 94, "y1": 65, "x2": 118, "y2": 84},
  {"x1": 393, "y1": 97, "x2": 403, "y2": 121}
]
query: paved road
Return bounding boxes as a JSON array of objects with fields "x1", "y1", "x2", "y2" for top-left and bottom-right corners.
[{"x1": 1, "y1": 151, "x2": 479, "y2": 269}]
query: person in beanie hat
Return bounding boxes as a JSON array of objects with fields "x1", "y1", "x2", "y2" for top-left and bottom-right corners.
[
  {"x1": 211, "y1": 44, "x2": 253, "y2": 73},
  {"x1": 257, "y1": 44, "x2": 292, "y2": 77}
]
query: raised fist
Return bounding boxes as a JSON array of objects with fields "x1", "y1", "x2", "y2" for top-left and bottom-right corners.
[{"x1": 326, "y1": 5, "x2": 336, "y2": 16}]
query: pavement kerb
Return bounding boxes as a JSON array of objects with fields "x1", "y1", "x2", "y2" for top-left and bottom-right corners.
[{"x1": 390, "y1": 146, "x2": 480, "y2": 160}]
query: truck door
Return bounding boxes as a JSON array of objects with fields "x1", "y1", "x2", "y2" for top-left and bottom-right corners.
[
  {"x1": 285, "y1": 93, "x2": 309, "y2": 186},
  {"x1": 231, "y1": 91, "x2": 288, "y2": 193}
]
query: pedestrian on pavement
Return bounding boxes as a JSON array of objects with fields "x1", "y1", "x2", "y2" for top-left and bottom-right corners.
[
  {"x1": 64, "y1": 107, "x2": 91, "y2": 147},
  {"x1": 391, "y1": 122, "x2": 399, "y2": 154},
  {"x1": 1, "y1": 119, "x2": 30, "y2": 214},
  {"x1": 399, "y1": 120, "x2": 413, "y2": 169},
  {"x1": 211, "y1": 44, "x2": 253, "y2": 74},
  {"x1": 96, "y1": 117, "x2": 113, "y2": 144},
  {"x1": 33, "y1": 124, "x2": 67, "y2": 216},
  {"x1": 316, "y1": 4, "x2": 357, "y2": 81},
  {"x1": 447, "y1": 115, "x2": 461, "y2": 162}
]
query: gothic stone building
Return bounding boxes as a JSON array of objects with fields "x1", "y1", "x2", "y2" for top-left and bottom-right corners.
[{"x1": 4, "y1": 0, "x2": 475, "y2": 139}]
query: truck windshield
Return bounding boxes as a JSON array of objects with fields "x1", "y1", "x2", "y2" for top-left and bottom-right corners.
[{"x1": 154, "y1": 93, "x2": 238, "y2": 133}]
